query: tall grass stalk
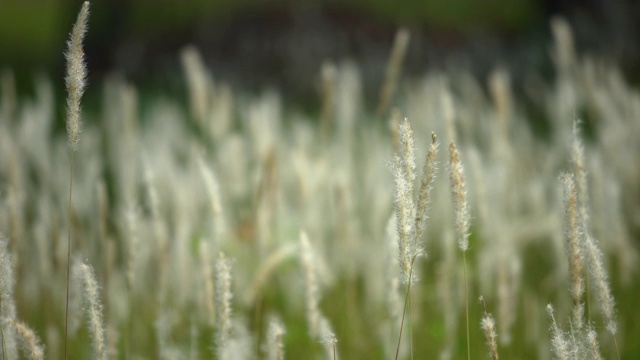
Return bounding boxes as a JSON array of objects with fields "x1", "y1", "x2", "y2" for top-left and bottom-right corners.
[
  {"x1": 572, "y1": 120, "x2": 620, "y2": 359},
  {"x1": 63, "y1": 2, "x2": 90, "y2": 359},
  {"x1": 572, "y1": 118, "x2": 591, "y2": 321},
  {"x1": 448, "y1": 141, "x2": 471, "y2": 360},
  {"x1": 392, "y1": 119, "x2": 438, "y2": 359}
]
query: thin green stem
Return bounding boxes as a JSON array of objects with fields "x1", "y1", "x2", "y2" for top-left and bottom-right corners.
[
  {"x1": 463, "y1": 251, "x2": 470, "y2": 360},
  {"x1": 395, "y1": 281, "x2": 410, "y2": 360},
  {"x1": 126, "y1": 283, "x2": 133, "y2": 360},
  {"x1": 409, "y1": 287, "x2": 414, "y2": 360},
  {"x1": 64, "y1": 149, "x2": 75, "y2": 360},
  {"x1": 613, "y1": 334, "x2": 621, "y2": 360},
  {"x1": 586, "y1": 268, "x2": 591, "y2": 321},
  {"x1": 254, "y1": 295, "x2": 263, "y2": 358},
  {"x1": 395, "y1": 255, "x2": 417, "y2": 360}
]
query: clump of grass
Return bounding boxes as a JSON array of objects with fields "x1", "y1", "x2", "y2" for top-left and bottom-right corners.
[{"x1": 391, "y1": 118, "x2": 438, "y2": 360}]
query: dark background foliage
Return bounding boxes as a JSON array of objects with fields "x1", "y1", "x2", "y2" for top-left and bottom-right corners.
[{"x1": 1, "y1": 0, "x2": 638, "y2": 106}]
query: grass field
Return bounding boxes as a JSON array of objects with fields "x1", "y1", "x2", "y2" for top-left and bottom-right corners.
[{"x1": 0, "y1": 3, "x2": 639, "y2": 359}]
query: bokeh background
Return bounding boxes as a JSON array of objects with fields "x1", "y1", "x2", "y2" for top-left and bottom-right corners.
[{"x1": 1, "y1": 0, "x2": 639, "y2": 108}]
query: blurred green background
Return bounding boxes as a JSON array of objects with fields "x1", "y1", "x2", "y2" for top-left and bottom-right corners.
[{"x1": 1, "y1": 0, "x2": 639, "y2": 106}]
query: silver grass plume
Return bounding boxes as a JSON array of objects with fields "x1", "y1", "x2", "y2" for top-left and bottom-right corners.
[
  {"x1": 479, "y1": 297, "x2": 499, "y2": 360},
  {"x1": 572, "y1": 119, "x2": 589, "y2": 225},
  {"x1": 414, "y1": 132, "x2": 439, "y2": 242},
  {"x1": 5, "y1": 319, "x2": 44, "y2": 360},
  {"x1": 560, "y1": 173, "x2": 584, "y2": 332},
  {"x1": 215, "y1": 252, "x2": 233, "y2": 358},
  {"x1": 449, "y1": 140, "x2": 472, "y2": 360},
  {"x1": 392, "y1": 155, "x2": 412, "y2": 283},
  {"x1": 586, "y1": 326, "x2": 603, "y2": 360},
  {"x1": 547, "y1": 305, "x2": 570, "y2": 360},
  {"x1": 266, "y1": 316, "x2": 285, "y2": 360},
  {"x1": 448, "y1": 141, "x2": 470, "y2": 252},
  {"x1": 572, "y1": 119, "x2": 618, "y2": 335},
  {"x1": 399, "y1": 118, "x2": 416, "y2": 197},
  {"x1": 393, "y1": 119, "x2": 418, "y2": 283},
  {"x1": 319, "y1": 316, "x2": 338, "y2": 360},
  {"x1": 299, "y1": 231, "x2": 321, "y2": 337},
  {"x1": 65, "y1": 1, "x2": 90, "y2": 150},
  {"x1": 75, "y1": 261, "x2": 106, "y2": 360},
  {"x1": 583, "y1": 231, "x2": 617, "y2": 335}
]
